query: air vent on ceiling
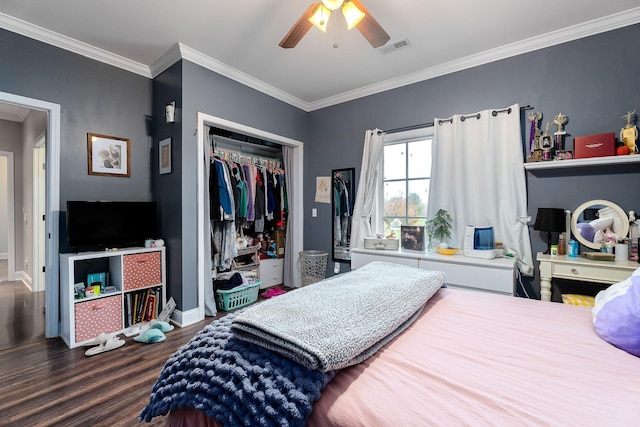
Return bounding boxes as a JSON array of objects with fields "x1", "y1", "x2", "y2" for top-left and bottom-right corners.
[{"x1": 377, "y1": 38, "x2": 412, "y2": 55}]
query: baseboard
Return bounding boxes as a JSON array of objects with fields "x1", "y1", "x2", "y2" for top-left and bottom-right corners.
[
  {"x1": 170, "y1": 307, "x2": 203, "y2": 328},
  {"x1": 13, "y1": 270, "x2": 32, "y2": 291}
]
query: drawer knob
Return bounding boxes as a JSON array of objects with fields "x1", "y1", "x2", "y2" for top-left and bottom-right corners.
[
  {"x1": 92, "y1": 303, "x2": 106, "y2": 310},
  {"x1": 571, "y1": 268, "x2": 579, "y2": 275}
]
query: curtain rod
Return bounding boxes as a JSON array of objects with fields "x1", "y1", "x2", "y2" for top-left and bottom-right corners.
[{"x1": 383, "y1": 104, "x2": 532, "y2": 134}]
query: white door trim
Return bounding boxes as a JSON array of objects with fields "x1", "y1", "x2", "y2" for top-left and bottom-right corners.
[
  {"x1": 0, "y1": 151, "x2": 15, "y2": 282},
  {"x1": 0, "y1": 91, "x2": 61, "y2": 338},
  {"x1": 33, "y1": 134, "x2": 46, "y2": 292}
]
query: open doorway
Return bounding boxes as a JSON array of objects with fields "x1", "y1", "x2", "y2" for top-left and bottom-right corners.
[{"x1": 0, "y1": 92, "x2": 61, "y2": 340}]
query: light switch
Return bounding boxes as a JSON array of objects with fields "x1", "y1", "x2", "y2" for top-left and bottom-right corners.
[{"x1": 312, "y1": 208, "x2": 317, "y2": 217}]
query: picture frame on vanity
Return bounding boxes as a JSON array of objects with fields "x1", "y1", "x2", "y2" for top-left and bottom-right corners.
[
  {"x1": 87, "y1": 133, "x2": 130, "y2": 177},
  {"x1": 159, "y1": 137, "x2": 172, "y2": 175}
]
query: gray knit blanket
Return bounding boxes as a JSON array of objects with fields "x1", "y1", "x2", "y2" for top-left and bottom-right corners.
[
  {"x1": 139, "y1": 309, "x2": 335, "y2": 426},
  {"x1": 232, "y1": 261, "x2": 446, "y2": 372}
]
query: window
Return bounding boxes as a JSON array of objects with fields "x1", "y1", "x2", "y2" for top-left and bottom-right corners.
[{"x1": 382, "y1": 127, "x2": 434, "y2": 237}]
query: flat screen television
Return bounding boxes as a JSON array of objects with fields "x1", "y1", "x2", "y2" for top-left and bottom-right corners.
[{"x1": 66, "y1": 201, "x2": 158, "y2": 252}]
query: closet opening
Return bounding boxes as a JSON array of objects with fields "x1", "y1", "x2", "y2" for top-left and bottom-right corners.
[
  {"x1": 195, "y1": 113, "x2": 304, "y2": 322},
  {"x1": 208, "y1": 128, "x2": 287, "y2": 283}
]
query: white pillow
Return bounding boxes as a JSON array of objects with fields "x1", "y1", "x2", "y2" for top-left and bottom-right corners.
[{"x1": 589, "y1": 216, "x2": 613, "y2": 233}]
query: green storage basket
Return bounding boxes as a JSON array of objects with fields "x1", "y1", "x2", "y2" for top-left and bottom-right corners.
[{"x1": 216, "y1": 280, "x2": 261, "y2": 311}]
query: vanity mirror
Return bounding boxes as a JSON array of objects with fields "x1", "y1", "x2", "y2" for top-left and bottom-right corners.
[
  {"x1": 332, "y1": 168, "x2": 356, "y2": 263},
  {"x1": 570, "y1": 199, "x2": 629, "y2": 250}
]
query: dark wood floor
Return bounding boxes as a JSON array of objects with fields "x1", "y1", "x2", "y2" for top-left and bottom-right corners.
[
  {"x1": 0, "y1": 280, "x2": 46, "y2": 350},
  {"x1": 0, "y1": 317, "x2": 212, "y2": 427},
  {"x1": 0, "y1": 285, "x2": 283, "y2": 426}
]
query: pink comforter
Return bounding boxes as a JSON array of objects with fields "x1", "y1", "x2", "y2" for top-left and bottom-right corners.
[{"x1": 167, "y1": 288, "x2": 640, "y2": 426}]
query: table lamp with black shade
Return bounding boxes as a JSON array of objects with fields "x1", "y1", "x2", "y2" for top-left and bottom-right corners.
[{"x1": 534, "y1": 208, "x2": 566, "y2": 254}]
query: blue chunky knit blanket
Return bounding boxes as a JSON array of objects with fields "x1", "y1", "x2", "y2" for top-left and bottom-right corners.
[{"x1": 138, "y1": 310, "x2": 336, "y2": 426}]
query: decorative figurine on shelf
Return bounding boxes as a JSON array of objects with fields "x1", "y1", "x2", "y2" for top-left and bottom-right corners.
[
  {"x1": 527, "y1": 111, "x2": 543, "y2": 161},
  {"x1": 620, "y1": 110, "x2": 638, "y2": 155},
  {"x1": 553, "y1": 112, "x2": 568, "y2": 152},
  {"x1": 541, "y1": 122, "x2": 552, "y2": 160}
]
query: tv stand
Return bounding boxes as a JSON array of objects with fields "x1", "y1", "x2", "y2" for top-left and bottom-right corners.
[{"x1": 60, "y1": 246, "x2": 167, "y2": 348}]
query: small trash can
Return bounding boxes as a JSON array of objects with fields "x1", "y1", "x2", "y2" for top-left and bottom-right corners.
[{"x1": 299, "y1": 250, "x2": 328, "y2": 286}]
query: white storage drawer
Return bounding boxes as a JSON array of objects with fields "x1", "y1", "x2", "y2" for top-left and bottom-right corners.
[{"x1": 259, "y1": 258, "x2": 284, "y2": 288}]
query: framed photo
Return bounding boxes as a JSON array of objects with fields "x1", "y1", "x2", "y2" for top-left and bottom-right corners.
[
  {"x1": 401, "y1": 225, "x2": 425, "y2": 251},
  {"x1": 87, "y1": 133, "x2": 130, "y2": 177},
  {"x1": 159, "y1": 137, "x2": 172, "y2": 174}
]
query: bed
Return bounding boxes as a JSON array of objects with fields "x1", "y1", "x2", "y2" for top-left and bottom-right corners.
[{"x1": 140, "y1": 261, "x2": 640, "y2": 426}]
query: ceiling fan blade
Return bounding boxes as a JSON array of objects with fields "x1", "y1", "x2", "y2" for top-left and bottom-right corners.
[
  {"x1": 350, "y1": 0, "x2": 390, "y2": 48},
  {"x1": 279, "y1": 3, "x2": 321, "y2": 49}
]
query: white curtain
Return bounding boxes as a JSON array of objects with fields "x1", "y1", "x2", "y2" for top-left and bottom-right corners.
[
  {"x1": 282, "y1": 145, "x2": 301, "y2": 287},
  {"x1": 427, "y1": 104, "x2": 533, "y2": 275},
  {"x1": 203, "y1": 125, "x2": 217, "y2": 316},
  {"x1": 350, "y1": 129, "x2": 385, "y2": 250}
]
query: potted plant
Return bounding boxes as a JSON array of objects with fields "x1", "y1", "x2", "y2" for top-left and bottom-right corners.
[{"x1": 426, "y1": 209, "x2": 453, "y2": 250}]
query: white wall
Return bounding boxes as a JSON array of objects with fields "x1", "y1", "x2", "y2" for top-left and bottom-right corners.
[{"x1": 0, "y1": 156, "x2": 7, "y2": 257}]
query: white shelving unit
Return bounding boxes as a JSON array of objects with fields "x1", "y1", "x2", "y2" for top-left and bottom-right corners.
[
  {"x1": 259, "y1": 258, "x2": 284, "y2": 289},
  {"x1": 524, "y1": 155, "x2": 640, "y2": 170},
  {"x1": 60, "y1": 246, "x2": 166, "y2": 348}
]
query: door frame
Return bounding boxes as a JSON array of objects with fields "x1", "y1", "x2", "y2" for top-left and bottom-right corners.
[
  {"x1": 0, "y1": 151, "x2": 15, "y2": 282},
  {"x1": 33, "y1": 133, "x2": 46, "y2": 292},
  {"x1": 0, "y1": 91, "x2": 61, "y2": 338},
  {"x1": 194, "y1": 113, "x2": 304, "y2": 323}
]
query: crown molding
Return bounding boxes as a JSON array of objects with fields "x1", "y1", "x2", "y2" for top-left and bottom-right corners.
[
  {"x1": 151, "y1": 43, "x2": 309, "y2": 111},
  {"x1": 0, "y1": 12, "x2": 151, "y2": 78},
  {"x1": 2, "y1": 7, "x2": 639, "y2": 112},
  {"x1": 307, "y1": 7, "x2": 640, "y2": 111}
]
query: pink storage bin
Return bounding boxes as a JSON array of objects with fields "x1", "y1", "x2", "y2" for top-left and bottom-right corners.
[
  {"x1": 74, "y1": 295, "x2": 123, "y2": 343},
  {"x1": 123, "y1": 251, "x2": 162, "y2": 290}
]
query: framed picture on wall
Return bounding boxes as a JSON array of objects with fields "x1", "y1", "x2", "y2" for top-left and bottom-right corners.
[
  {"x1": 87, "y1": 133, "x2": 130, "y2": 177},
  {"x1": 159, "y1": 137, "x2": 172, "y2": 175}
]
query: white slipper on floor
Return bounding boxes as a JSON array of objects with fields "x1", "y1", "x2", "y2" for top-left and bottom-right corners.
[
  {"x1": 84, "y1": 337, "x2": 125, "y2": 356},
  {"x1": 83, "y1": 332, "x2": 119, "y2": 347}
]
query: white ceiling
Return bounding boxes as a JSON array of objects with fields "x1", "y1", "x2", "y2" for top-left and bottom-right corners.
[{"x1": 1, "y1": 1, "x2": 640, "y2": 112}]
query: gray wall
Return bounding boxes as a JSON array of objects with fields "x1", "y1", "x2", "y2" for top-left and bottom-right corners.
[
  {"x1": 0, "y1": 29, "x2": 153, "y2": 224},
  {"x1": 305, "y1": 24, "x2": 640, "y2": 297}
]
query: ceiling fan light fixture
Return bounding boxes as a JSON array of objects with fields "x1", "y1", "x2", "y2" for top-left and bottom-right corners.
[
  {"x1": 342, "y1": 2, "x2": 365, "y2": 30},
  {"x1": 309, "y1": 4, "x2": 331, "y2": 32},
  {"x1": 322, "y1": 0, "x2": 344, "y2": 11}
]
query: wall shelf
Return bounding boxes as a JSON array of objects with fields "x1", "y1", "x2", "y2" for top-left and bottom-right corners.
[{"x1": 524, "y1": 155, "x2": 640, "y2": 170}]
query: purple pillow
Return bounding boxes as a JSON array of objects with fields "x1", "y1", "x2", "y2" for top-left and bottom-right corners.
[
  {"x1": 576, "y1": 222, "x2": 595, "y2": 243},
  {"x1": 592, "y1": 269, "x2": 640, "y2": 357}
]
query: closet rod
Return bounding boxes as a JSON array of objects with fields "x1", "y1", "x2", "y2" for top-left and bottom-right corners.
[{"x1": 383, "y1": 104, "x2": 533, "y2": 134}]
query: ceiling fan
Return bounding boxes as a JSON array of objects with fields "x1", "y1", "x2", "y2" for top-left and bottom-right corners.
[{"x1": 279, "y1": 0, "x2": 390, "y2": 49}]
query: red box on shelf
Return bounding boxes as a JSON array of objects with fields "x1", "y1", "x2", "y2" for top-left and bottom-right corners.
[{"x1": 573, "y1": 132, "x2": 616, "y2": 159}]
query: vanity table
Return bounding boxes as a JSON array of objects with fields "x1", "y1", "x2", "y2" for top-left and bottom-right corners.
[
  {"x1": 537, "y1": 253, "x2": 637, "y2": 301},
  {"x1": 537, "y1": 198, "x2": 638, "y2": 301}
]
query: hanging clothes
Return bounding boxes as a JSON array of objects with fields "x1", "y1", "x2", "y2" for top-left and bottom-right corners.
[
  {"x1": 334, "y1": 176, "x2": 352, "y2": 247},
  {"x1": 254, "y1": 168, "x2": 266, "y2": 233}
]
